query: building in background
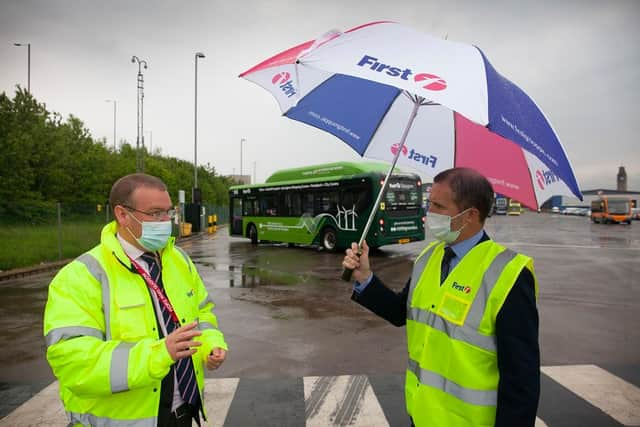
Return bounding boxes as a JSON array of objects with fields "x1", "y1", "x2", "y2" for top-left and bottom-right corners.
[
  {"x1": 617, "y1": 166, "x2": 627, "y2": 191},
  {"x1": 542, "y1": 165, "x2": 638, "y2": 210},
  {"x1": 228, "y1": 174, "x2": 252, "y2": 185}
]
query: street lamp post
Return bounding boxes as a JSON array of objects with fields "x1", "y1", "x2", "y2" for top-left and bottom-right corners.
[
  {"x1": 13, "y1": 42, "x2": 31, "y2": 93},
  {"x1": 131, "y1": 55, "x2": 148, "y2": 172},
  {"x1": 105, "y1": 99, "x2": 117, "y2": 151},
  {"x1": 240, "y1": 138, "x2": 245, "y2": 179},
  {"x1": 193, "y1": 52, "x2": 205, "y2": 203}
]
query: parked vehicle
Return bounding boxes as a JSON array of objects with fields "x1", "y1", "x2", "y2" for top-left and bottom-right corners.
[
  {"x1": 631, "y1": 207, "x2": 640, "y2": 221},
  {"x1": 562, "y1": 207, "x2": 590, "y2": 216},
  {"x1": 494, "y1": 196, "x2": 508, "y2": 215},
  {"x1": 590, "y1": 196, "x2": 633, "y2": 224},
  {"x1": 507, "y1": 200, "x2": 522, "y2": 216}
]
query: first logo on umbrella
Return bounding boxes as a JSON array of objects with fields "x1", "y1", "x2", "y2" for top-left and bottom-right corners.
[
  {"x1": 272, "y1": 72, "x2": 296, "y2": 98},
  {"x1": 357, "y1": 55, "x2": 447, "y2": 91}
]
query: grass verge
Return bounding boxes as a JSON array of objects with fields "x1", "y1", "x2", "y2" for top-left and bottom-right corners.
[{"x1": 0, "y1": 222, "x2": 104, "y2": 271}]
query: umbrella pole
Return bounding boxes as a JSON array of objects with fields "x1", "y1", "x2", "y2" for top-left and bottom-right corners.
[{"x1": 342, "y1": 95, "x2": 422, "y2": 281}]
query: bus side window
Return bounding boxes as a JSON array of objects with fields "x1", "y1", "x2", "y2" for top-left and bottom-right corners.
[
  {"x1": 233, "y1": 198, "x2": 242, "y2": 216},
  {"x1": 242, "y1": 198, "x2": 253, "y2": 216},
  {"x1": 303, "y1": 193, "x2": 314, "y2": 215},
  {"x1": 260, "y1": 195, "x2": 278, "y2": 216},
  {"x1": 355, "y1": 190, "x2": 370, "y2": 213},
  {"x1": 285, "y1": 192, "x2": 302, "y2": 217},
  {"x1": 315, "y1": 191, "x2": 339, "y2": 215}
]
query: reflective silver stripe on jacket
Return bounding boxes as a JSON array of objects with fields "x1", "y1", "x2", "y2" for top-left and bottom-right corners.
[
  {"x1": 407, "y1": 307, "x2": 496, "y2": 352},
  {"x1": 76, "y1": 253, "x2": 134, "y2": 395},
  {"x1": 110, "y1": 342, "x2": 133, "y2": 393},
  {"x1": 407, "y1": 358, "x2": 497, "y2": 407},
  {"x1": 199, "y1": 295, "x2": 216, "y2": 310},
  {"x1": 198, "y1": 321, "x2": 219, "y2": 332},
  {"x1": 77, "y1": 253, "x2": 112, "y2": 340},
  {"x1": 68, "y1": 412, "x2": 157, "y2": 427},
  {"x1": 45, "y1": 326, "x2": 105, "y2": 347},
  {"x1": 406, "y1": 246, "x2": 518, "y2": 348},
  {"x1": 464, "y1": 249, "x2": 517, "y2": 329},
  {"x1": 406, "y1": 244, "x2": 438, "y2": 310}
]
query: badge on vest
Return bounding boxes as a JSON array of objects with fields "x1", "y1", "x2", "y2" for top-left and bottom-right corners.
[{"x1": 436, "y1": 290, "x2": 472, "y2": 326}]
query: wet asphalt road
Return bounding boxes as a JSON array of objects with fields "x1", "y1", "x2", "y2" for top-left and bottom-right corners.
[{"x1": 1, "y1": 212, "x2": 639, "y2": 418}]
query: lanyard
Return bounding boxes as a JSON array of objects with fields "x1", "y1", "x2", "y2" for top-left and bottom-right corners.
[{"x1": 128, "y1": 255, "x2": 180, "y2": 324}]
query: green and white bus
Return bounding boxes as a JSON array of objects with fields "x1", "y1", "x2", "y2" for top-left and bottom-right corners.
[{"x1": 229, "y1": 161, "x2": 426, "y2": 251}]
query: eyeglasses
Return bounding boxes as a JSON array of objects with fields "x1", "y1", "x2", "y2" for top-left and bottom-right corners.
[{"x1": 123, "y1": 205, "x2": 176, "y2": 220}]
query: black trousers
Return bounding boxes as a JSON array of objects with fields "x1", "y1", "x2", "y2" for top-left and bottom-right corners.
[
  {"x1": 158, "y1": 403, "x2": 197, "y2": 427},
  {"x1": 157, "y1": 370, "x2": 200, "y2": 427}
]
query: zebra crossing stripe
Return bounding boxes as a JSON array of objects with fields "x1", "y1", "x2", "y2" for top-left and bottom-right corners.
[
  {"x1": 542, "y1": 364, "x2": 640, "y2": 426},
  {"x1": 0, "y1": 382, "x2": 66, "y2": 426},
  {"x1": 2, "y1": 367, "x2": 639, "y2": 426},
  {"x1": 304, "y1": 375, "x2": 389, "y2": 426},
  {"x1": 203, "y1": 377, "x2": 239, "y2": 427},
  {"x1": 535, "y1": 417, "x2": 549, "y2": 427}
]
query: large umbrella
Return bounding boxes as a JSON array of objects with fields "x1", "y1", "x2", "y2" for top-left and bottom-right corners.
[{"x1": 240, "y1": 20, "x2": 582, "y2": 248}]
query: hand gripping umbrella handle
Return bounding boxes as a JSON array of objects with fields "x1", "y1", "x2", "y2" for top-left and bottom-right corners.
[
  {"x1": 341, "y1": 248, "x2": 362, "y2": 282},
  {"x1": 341, "y1": 267, "x2": 355, "y2": 282},
  {"x1": 340, "y1": 94, "x2": 421, "y2": 283}
]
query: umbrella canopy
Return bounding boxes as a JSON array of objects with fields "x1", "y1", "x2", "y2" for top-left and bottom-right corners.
[{"x1": 240, "y1": 20, "x2": 582, "y2": 211}]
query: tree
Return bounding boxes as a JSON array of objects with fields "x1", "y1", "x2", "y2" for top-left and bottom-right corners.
[{"x1": 0, "y1": 88, "x2": 231, "y2": 223}]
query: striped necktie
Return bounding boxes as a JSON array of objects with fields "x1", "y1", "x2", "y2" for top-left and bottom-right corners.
[
  {"x1": 140, "y1": 252, "x2": 200, "y2": 408},
  {"x1": 440, "y1": 246, "x2": 456, "y2": 284}
]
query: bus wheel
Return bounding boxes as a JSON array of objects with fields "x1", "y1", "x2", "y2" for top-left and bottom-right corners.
[
  {"x1": 248, "y1": 224, "x2": 258, "y2": 245},
  {"x1": 321, "y1": 227, "x2": 337, "y2": 252}
]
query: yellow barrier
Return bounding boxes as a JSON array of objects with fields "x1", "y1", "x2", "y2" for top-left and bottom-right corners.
[
  {"x1": 207, "y1": 214, "x2": 217, "y2": 233},
  {"x1": 181, "y1": 222, "x2": 192, "y2": 237}
]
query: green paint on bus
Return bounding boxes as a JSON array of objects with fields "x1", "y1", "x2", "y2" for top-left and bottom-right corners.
[{"x1": 229, "y1": 161, "x2": 426, "y2": 251}]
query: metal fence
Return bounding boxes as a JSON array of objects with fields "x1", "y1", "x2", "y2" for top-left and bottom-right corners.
[{"x1": 0, "y1": 202, "x2": 229, "y2": 271}]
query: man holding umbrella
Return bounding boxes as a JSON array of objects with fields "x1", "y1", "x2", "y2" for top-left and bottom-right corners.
[{"x1": 343, "y1": 167, "x2": 540, "y2": 427}]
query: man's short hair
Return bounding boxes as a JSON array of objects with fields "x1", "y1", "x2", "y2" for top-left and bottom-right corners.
[
  {"x1": 433, "y1": 168, "x2": 494, "y2": 223},
  {"x1": 109, "y1": 173, "x2": 167, "y2": 211}
]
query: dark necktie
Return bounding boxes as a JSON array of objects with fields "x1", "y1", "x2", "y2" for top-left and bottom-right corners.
[
  {"x1": 440, "y1": 246, "x2": 456, "y2": 284},
  {"x1": 140, "y1": 252, "x2": 200, "y2": 408}
]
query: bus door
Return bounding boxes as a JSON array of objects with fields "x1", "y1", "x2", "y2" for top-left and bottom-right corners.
[{"x1": 231, "y1": 197, "x2": 243, "y2": 235}]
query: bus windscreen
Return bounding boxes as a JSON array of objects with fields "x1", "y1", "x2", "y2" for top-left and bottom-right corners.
[{"x1": 385, "y1": 178, "x2": 421, "y2": 211}]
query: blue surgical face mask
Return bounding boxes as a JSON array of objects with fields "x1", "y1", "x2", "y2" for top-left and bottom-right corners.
[
  {"x1": 426, "y1": 208, "x2": 471, "y2": 243},
  {"x1": 127, "y1": 212, "x2": 172, "y2": 251}
]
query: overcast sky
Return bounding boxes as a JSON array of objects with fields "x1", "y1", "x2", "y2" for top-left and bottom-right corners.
[{"x1": 1, "y1": 0, "x2": 639, "y2": 192}]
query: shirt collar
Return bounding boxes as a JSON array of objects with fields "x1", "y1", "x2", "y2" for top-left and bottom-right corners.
[
  {"x1": 448, "y1": 229, "x2": 485, "y2": 260},
  {"x1": 117, "y1": 233, "x2": 145, "y2": 260}
]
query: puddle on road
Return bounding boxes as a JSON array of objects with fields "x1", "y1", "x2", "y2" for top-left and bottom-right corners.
[{"x1": 198, "y1": 260, "x2": 311, "y2": 288}]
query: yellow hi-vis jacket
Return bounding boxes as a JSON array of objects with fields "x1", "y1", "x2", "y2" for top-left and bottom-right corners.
[
  {"x1": 43, "y1": 221, "x2": 228, "y2": 426},
  {"x1": 405, "y1": 240, "x2": 537, "y2": 427}
]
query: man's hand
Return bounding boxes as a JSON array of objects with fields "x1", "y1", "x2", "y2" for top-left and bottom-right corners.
[
  {"x1": 207, "y1": 348, "x2": 227, "y2": 370},
  {"x1": 342, "y1": 240, "x2": 372, "y2": 283},
  {"x1": 165, "y1": 321, "x2": 202, "y2": 361}
]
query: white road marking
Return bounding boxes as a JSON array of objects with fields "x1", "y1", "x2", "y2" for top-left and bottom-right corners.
[
  {"x1": 0, "y1": 382, "x2": 66, "y2": 426},
  {"x1": 203, "y1": 377, "x2": 239, "y2": 427},
  {"x1": 500, "y1": 242, "x2": 640, "y2": 251},
  {"x1": 535, "y1": 417, "x2": 550, "y2": 426},
  {"x1": 304, "y1": 375, "x2": 389, "y2": 426},
  {"x1": 542, "y1": 364, "x2": 640, "y2": 426}
]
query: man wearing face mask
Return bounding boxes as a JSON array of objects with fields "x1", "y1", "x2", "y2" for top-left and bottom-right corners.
[
  {"x1": 44, "y1": 173, "x2": 228, "y2": 426},
  {"x1": 342, "y1": 167, "x2": 539, "y2": 427}
]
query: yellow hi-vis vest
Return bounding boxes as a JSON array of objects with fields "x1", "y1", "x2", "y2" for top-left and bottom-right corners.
[
  {"x1": 43, "y1": 221, "x2": 228, "y2": 426},
  {"x1": 405, "y1": 240, "x2": 537, "y2": 427}
]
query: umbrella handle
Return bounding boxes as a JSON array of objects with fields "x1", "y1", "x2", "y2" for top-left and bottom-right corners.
[
  {"x1": 340, "y1": 247, "x2": 362, "y2": 282},
  {"x1": 341, "y1": 267, "x2": 355, "y2": 282}
]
